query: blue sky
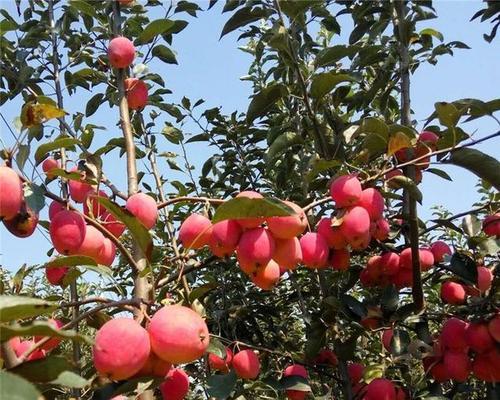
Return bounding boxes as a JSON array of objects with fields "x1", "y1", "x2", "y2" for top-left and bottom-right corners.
[{"x1": 1, "y1": 1, "x2": 499, "y2": 270}]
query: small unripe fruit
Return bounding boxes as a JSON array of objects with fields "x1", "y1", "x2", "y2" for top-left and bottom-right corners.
[
  {"x1": 45, "y1": 265, "x2": 69, "y2": 286},
  {"x1": 42, "y1": 157, "x2": 60, "y2": 179},
  {"x1": 339, "y1": 206, "x2": 371, "y2": 248},
  {"x1": 208, "y1": 347, "x2": 233, "y2": 373},
  {"x1": 267, "y1": 201, "x2": 307, "y2": 239},
  {"x1": 440, "y1": 281, "x2": 466, "y2": 305},
  {"x1": 482, "y1": 213, "x2": 500, "y2": 237},
  {"x1": 364, "y1": 378, "x2": 396, "y2": 400},
  {"x1": 329, "y1": 174, "x2": 362, "y2": 208},
  {"x1": 273, "y1": 237, "x2": 302, "y2": 270},
  {"x1": 283, "y1": 364, "x2": 309, "y2": 400},
  {"x1": 235, "y1": 191, "x2": 265, "y2": 228},
  {"x1": 329, "y1": 248, "x2": 350, "y2": 271},
  {"x1": 299, "y1": 232, "x2": 329, "y2": 269},
  {"x1": 316, "y1": 217, "x2": 347, "y2": 249},
  {"x1": 430, "y1": 241, "x2": 452, "y2": 263},
  {"x1": 232, "y1": 349, "x2": 260, "y2": 379},
  {"x1": 477, "y1": 266, "x2": 493, "y2": 293},
  {"x1": 34, "y1": 318, "x2": 64, "y2": 352},
  {"x1": 160, "y1": 368, "x2": 189, "y2": 400},
  {"x1": 358, "y1": 188, "x2": 384, "y2": 221},
  {"x1": 237, "y1": 227, "x2": 275, "y2": 269},
  {"x1": 49, "y1": 210, "x2": 87, "y2": 254},
  {"x1": 179, "y1": 213, "x2": 212, "y2": 249},
  {"x1": 488, "y1": 315, "x2": 500, "y2": 342},
  {"x1": 465, "y1": 323, "x2": 494, "y2": 353},
  {"x1": 209, "y1": 219, "x2": 242, "y2": 257},
  {"x1": 138, "y1": 352, "x2": 172, "y2": 377},
  {"x1": 443, "y1": 350, "x2": 471, "y2": 382},
  {"x1": 149, "y1": 305, "x2": 209, "y2": 364},
  {"x1": 250, "y1": 259, "x2": 280, "y2": 290},
  {"x1": 108, "y1": 36, "x2": 135, "y2": 69},
  {"x1": 440, "y1": 318, "x2": 469, "y2": 350},
  {"x1": 0, "y1": 166, "x2": 23, "y2": 220},
  {"x1": 126, "y1": 192, "x2": 158, "y2": 229},
  {"x1": 347, "y1": 362, "x2": 364, "y2": 384},
  {"x1": 95, "y1": 238, "x2": 116, "y2": 266},
  {"x1": 93, "y1": 318, "x2": 150, "y2": 380},
  {"x1": 124, "y1": 78, "x2": 148, "y2": 110}
]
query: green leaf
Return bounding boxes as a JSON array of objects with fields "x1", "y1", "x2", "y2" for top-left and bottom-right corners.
[
  {"x1": 212, "y1": 197, "x2": 294, "y2": 223},
  {"x1": 310, "y1": 73, "x2": 354, "y2": 99},
  {"x1": 16, "y1": 144, "x2": 30, "y2": 171},
  {"x1": 279, "y1": 375, "x2": 311, "y2": 391},
  {"x1": 47, "y1": 255, "x2": 97, "y2": 268},
  {"x1": 207, "y1": 370, "x2": 237, "y2": 399},
  {"x1": 85, "y1": 93, "x2": 104, "y2": 117},
  {"x1": 388, "y1": 176, "x2": 423, "y2": 203},
  {"x1": 426, "y1": 168, "x2": 452, "y2": 181},
  {"x1": 315, "y1": 45, "x2": 359, "y2": 68},
  {"x1": 23, "y1": 182, "x2": 45, "y2": 213},
  {"x1": 220, "y1": 7, "x2": 270, "y2": 38},
  {"x1": 389, "y1": 329, "x2": 411, "y2": 356},
  {"x1": 97, "y1": 197, "x2": 152, "y2": 258},
  {"x1": 152, "y1": 45, "x2": 177, "y2": 64},
  {"x1": 206, "y1": 336, "x2": 226, "y2": 358},
  {"x1": 266, "y1": 132, "x2": 304, "y2": 161},
  {"x1": 136, "y1": 19, "x2": 175, "y2": 44},
  {"x1": 420, "y1": 28, "x2": 444, "y2": 41},
  {"x1": 360, "y1": 117, "x2": 389, "y2": 156},
  {"x1": 0, "y1": 296, "x2": 57, "y2": 322},
  {"x1": 34, "y1": 137, "x2": 80, "y2": 164},
  {"x1": 447, "y1": 148, "x2": 500, "y2": 191},
  {"x1": 339, "y1": 294, "x2": 367, "y2": 320},
  {"x1": 246, "y1": 84, "x2": 288, "y2": 123},
  {"x1": 0, "y1": 371, "x2": 42, "y2": 400},
  {"x1": 11, "y1": 356, "x2": 89, "y2": 387},
  {"x1": 162, "y1": 126, "x2": 184, "y2": 144},
  {"x1": 461, "y1": 214, "x2": 481, "y2": 237},
  {"x1": 445, "y1": 252, "x2": 478, "y2": 285},
  {"x1": 0, "y1": 321, "x2": 91, "y2": 344},
  {"x1": 111, "y1": 376, "x2": 164, "y2": 397},
  {"x1": 69, "y1": 0, "x2": 98, "y2": 18},
  {"x1": 189, "y1": 282, "x2": 218, "y2": 303},
  {"x1": 435, "y1": 102, "x2": 462, "y2": 127}
]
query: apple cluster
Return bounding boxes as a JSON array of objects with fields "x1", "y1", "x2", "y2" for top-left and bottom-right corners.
[
  {"x1": 93, "y1": 304, "x2": 209, "y2": 399},
  {"x1": 348, "y1": 362, "x2": 407, "y2": 400},
  {"x1": 209, "y1": 347, "x2": 261, "y2": 381},
  {"x1": 423, "y1": 315, "x2": 500, "y2": 383},
  {"x1": 440, "y1": 265, "x2": 494, "y2": 305}
]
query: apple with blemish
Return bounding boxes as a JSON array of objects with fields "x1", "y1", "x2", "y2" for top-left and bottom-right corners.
[
  {"x1": 316, "y1": 217, "x2": 347, "y2": 249},
  {"x1": 250, "y1": 259, "x2": 280, "y2": 290},
  {"x1": 236, "y1": 227, "x2": 275, "y2": 270},
  {"x1": 3, "y1": 202, "x2": 38, "y2": 238}
]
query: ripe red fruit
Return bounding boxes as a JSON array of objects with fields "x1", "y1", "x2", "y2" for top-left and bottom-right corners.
[
  {"x1": 3, "y1": 202, "x2": 39, "y2": 238},
  {"x1": 208, "y1": 347, "x2": 233, "y2": 373},
  {"x1": 488, "y1": 315, "x2": 500, "y2": 342},
  {"x1": 83, "y1": 190, "x2": 108, "y2": 218},
  {"x1": 399, "y1": 247, "x2": 434, "y2": 271},
  {"x1": 107, "y1": 36, "x2": 135, "y2": 69},
  {"x1": 379, "y1": 252, "x2": 400, "y2": 276},
  {"x1": 429, "y1": 240, "x2": 451, "y2": 263},
  {"x1": 93, "y1": 318, "x2": 150, "y2": 380},
  {"x1": 440, "y1": 281, "x2": 466, "y2": 305},
  {"x1": 232, "y1": 349, "x2": 260, "y2": 379},
  {"x1": 423, "y1": 357, "x2": 450, "y2": 382},
  {"x1": 267, "y1": 201, "x2": 307, "y2": 239},
  {"x1": 10, "y1": 338, "x2": 46, "y2": 361},
  {"x1": 482, "y1": 213, "x2": 500, "y2": 237},
  {"x1": 160, "y1": 368, "x2": 189, "y2": 400},
  {"x1": 49, "y1": 210, "x2": 87, "y2": 254},
  {"x1": 382, "y1": 329, "x2": 394, "y2": 352},
  {"x1": 71, "y1": 224, "x2": 104, "y2": 260},
  {"x1": 358, "y1": 188, "x2": 384, "y2": 221},
  {"x1": 477, "y1": 266, "x2": 493, "y2": 293},
  {"x1": 124, "y1": 78, "x2": 148, "y2": 110},
  {"x1": 95, "y1": 237, "x2": 116, "y2": 266},
  {"x1": 237, "y1": 227, "x2": 275, "y2": 269},
  {"x1": 273, "y1": 237, "x2": 302, "y2": 270},
  {"x1": 42, "y1": 157, "x2": 60, "y2": 179},
  {"x1": 313, "y1": 349, "x2": 338, "y2": 367},
  {"x1": 209, "y1": 219, "x2": 242, "y2": 257},
  {"x1": 443, "y1": 350, "x2": 471, "y2": 382},
  {"x1": 299, "y1": 232, "x2": 329, "y2": 269},
  {"x1": 126, "y1": 192, "x2": 158, "y2": 229},
  {"x1": 34, "y1": 318, "x2": 63, "y2": 352},
  {"x1": 235, "y1": 191, "x2": 265, "y2": 228},
  {"x1": 101, "y1": 211, "x2": 126, "y2": 238},
  {"x1": 149, "y1": 305, "x2": 209, "y2": 364},
  {"x1": 316, "y1": 217, "x2": 347, "y2": 249},
  {"x1": 283, "y1": 364, "x2": 309, "y2": 400},
  {"x1": 178, "y1": 213, "x2": 212, "y2": 249},
  {"x1": 138, "y1": 352, "x2": 172, "y2": 377},
  {"x1": 347, "y1": 362, "x2": 364, "y2": 384},
  {"x1": 364, "y1": 378, "x2": 396, "y2": 400},
  {"x1": 419, "y1": 130, "x2": 439, "y2": 145},
  {"x1": 329, "y1": 248, "x2": 350, "y2": 271},
  {"x1": 440, "y1": 318, "x2": 469, "y2": 350},
  {"x1": 372, "y1": 218, "x2": 390, "y2": 241},
  {"x1": 0, "y1": 165, "x2": 23, "y2": 220},
  {"x1": 465, "y1": 323, "x2": 494, "y2": 353},
  {"x1": 472, "y1": 349, "x2": 500, "y2": 382},
  {"x1": 45, "y1": 265, "x2": 69, "y2": 286},
  {"x1": 392, "y1": 268, "x2": 413, "y2": 288},
  {"x1": 339, "y1": 206, "x2": 371, "y2": 248},
  {"x1": 68, "y1": 170, "x2": 93, "y2": 203},
  {"x1": 329, "y1": 174, "x2": 362, "y2": 208},
  {"x1": 49, "y1": 200, "x2": 65, "y2": 220},
  {"x1": 251, "y1": 259, "x2": 280, "y2": 290}
]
